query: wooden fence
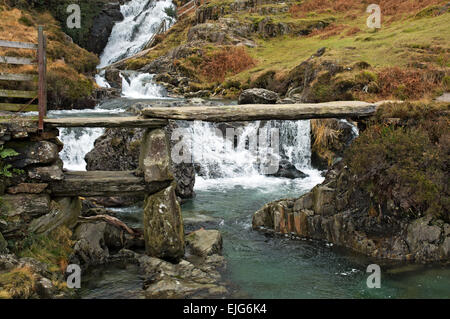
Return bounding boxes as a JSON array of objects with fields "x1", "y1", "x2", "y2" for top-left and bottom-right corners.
[{"x1": 0, "y1": 26, "x2": 47, "y2": 130}]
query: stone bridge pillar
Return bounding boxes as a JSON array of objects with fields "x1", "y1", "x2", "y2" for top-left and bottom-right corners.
[{"x1": 139, "y1": 128, "x2": 185, "y2": 262}]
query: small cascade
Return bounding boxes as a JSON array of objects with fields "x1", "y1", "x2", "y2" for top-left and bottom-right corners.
[
  {"x1": 121, "y1": 72, "x2": 167, "y2": 99},
  {"x1": 187, "y1": 120, "x2": 313, "y2": 179},
  {"x1": 98, "y1": 0, "x2": 174, "y2": 68},
  {"x1": 58, "y1": 127, "x2": 104, "y2": 171}
]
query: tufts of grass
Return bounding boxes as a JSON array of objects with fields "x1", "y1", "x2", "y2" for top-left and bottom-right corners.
[
  {"x1": 15, "y1": 226, "x2": 74, "y2": 274},
  {"x1": 0, "y1": 266, "x2": 36, "y2": 299}
]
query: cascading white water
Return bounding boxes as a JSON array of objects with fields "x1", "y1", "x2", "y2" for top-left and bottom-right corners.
[
  {"x1": 98, "y1": 0, "x2": 174, "y2": 68},
  {"x1": 121, "y1": 72, "x2": 167, "y2": 98},
  {"x1": 186, "y1": 120, "x2": 313, "y2": 179},
  {"x1": 57, "y1": 0, "x2": 174, "y2": 171},
  {"x1": 58, "y1": 127, "x2": 104, "y2": 171}
]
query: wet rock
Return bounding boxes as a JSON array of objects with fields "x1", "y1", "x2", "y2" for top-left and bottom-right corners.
[
  {"x1": 186, "y1": 229, "x2": 223, "y2": 257},
  {"x1": 238, "y1": 88, "x2": 279, "y2": 105},
  {"x1": 406, "y1": 216, "x2": 445, "y2": 261},
  {"x1": 104, "y1": 68, "x2": 123, "y2": 89},
  {"x1": 143, "y1": 184, "x2": 184, "y2": 262},
  {"x1": 28, "y1": 197, "x2": 81, "y2": 234},
  {"x1": 5, "y1": 141, "x2": 59, "y2": 168},
  {"x1": 270, "y1": 160, "x2": 308, "y2": 179},
  {"x1": 85, "y1": 2, "x2": 124, "y2": 55},
  {"x1": 313, "y1": 185, "x2": 335, "y2": 216},
  {"x1": 252, "y1": 162, "x2": 450, "y2": 262},
  {"x1": 71, "y1": 221, "x2": 125, "y2": 267},
  {"x1": 136, "y1": 252, "x2": 228, "y2": 299}
]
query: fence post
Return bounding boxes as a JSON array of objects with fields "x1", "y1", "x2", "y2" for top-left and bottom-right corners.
[{"x1": 37, "y1": 26, "x2": 47, "y2": 131}]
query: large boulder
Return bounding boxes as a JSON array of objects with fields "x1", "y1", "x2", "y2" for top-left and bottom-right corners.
[
  {"x1": 0, "y1": 194, "x2": 51, "y2": 239},
  {"x1": 70, "y1": 221, "x2": 124, "y2": 267},
  {"x1": 238, "y1": 88, "x2": 279, "y2": 105},
  {"x1": 135, "y1": 251, "x2": 228, "y2": 299},
  {"x1": 143, "y1": 183, "x2": 184, "y2": 262},
  {"x1": 0, "y1": 194, "x2": 50, "y2": 218}
]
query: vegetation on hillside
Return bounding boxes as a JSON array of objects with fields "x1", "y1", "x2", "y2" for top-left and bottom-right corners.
[
  {"x1": 0, "y1": 3, "x2": 98, "y2": 109},
  {"x1": 345, "y1": 102, "x2": 449, "y2": 222},
  {"x1": 129, "y1": 0, "x2": 449, "y2": 100}
]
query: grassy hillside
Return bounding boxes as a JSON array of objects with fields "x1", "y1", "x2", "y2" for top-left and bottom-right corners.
[{"x1": 126, "y1": 0, "x2": 449, "y2": 101}]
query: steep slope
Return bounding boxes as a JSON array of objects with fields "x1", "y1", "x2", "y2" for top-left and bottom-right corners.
[{"x1": 120, "y1": 0, "x2": 449, "y2": 101}]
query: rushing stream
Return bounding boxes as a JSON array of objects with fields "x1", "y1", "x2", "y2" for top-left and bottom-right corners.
[
  {"x1": 49, "y1": 0, "x2": 449, "y2": 299},
  {"x1": 50, "y1": 97, "x2": 450, "y2": 299}
]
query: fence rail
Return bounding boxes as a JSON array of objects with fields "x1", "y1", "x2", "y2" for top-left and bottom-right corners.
[{"x1": 0, "y1": 26, "x2": 46, "y2": 130}]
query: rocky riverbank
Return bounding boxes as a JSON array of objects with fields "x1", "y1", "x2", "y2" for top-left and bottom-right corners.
[
  {"x1": 0, "y1": 116, "x2": 229, "y2": 298},
  {"x1": 253, "y1": 102, "x2": 450, "y2": 263}
]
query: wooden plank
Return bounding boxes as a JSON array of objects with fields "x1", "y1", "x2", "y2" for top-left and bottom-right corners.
[
  {"x1": 49, "y1": 171, "x2": 170, "y2": 197},
  {"x1": 0, "y1": 40, "x2": 37, "y2": 50},
  {"x1": 0, "y1": 89, "x2": 37, "y2": 98},
  {"x1": 44, "y1": 116, "x2": 168, "y2": 128},
  {"x1": 0, "y1": 56, "x2": 35, "y2": 65},
  {"x1": 0, "y1": 73, "x2": 37, "y2": 81},
  {"x1": 0, "y1": 103, "x2": 38, "y2": 112},
  {"x1": 141, "y1": 101, "x2": 378, "y2": 122}
]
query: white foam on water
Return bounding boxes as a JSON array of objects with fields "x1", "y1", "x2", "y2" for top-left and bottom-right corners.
[
  {"x1": 188, "y1": 120, "x2": 324, "y2": 191},
  {"x1": 121, "y1": 72, "x2": 167, "y2": 99},
  {"x1": 58, "y1": 127, "x2": 105, "y2": 171}
]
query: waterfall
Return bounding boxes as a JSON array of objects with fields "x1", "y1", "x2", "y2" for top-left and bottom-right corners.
[
  {"x1": 121, "y1": 72, "x2": 167, "y2": 98},
  {"x1": 98, "y1": 0, "x2": 174, "y2": 68},
  {"x1": 185, "y1": 120, "x2": 313, "y2": 179},
  {"x1": 58, "y1": 127, "x2": 104, "y2": 171}
]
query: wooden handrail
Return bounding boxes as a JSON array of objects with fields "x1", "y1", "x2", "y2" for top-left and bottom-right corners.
[
  {"x1": 0, "y1": 27, "x2": 46, "y2": 132},
  {"x1": 0, "y1": 40, "x2": 37, "y2": 50}
]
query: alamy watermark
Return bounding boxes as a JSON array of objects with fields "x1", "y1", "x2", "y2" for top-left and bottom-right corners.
[
  {"x1": 366, "y1": 264, "x2": 381, "y2": 288},
  {"x1": 171, "y1": 123, "x2": 281, "y2": 175},
  {"x1": 66, "y1": 4, "x2": 81, "y2": 29},
  {"x1": 66, "y1": 264, "x2": 81, "y2": 289},
  {"x1": 367, "y1": 4, "x2": 382, "y2": 29}
]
